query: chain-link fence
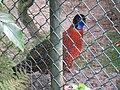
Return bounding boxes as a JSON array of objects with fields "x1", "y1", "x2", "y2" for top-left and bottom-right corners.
[{"x1": 0, "y1": 0, "x2": 120, "y2": 90}]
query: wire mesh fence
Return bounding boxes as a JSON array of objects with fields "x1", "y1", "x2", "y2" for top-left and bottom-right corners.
[{"x1": 0, "y1": 0, "x2": 120, "y2": 90}]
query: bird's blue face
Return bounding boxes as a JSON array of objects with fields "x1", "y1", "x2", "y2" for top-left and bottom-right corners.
[
  {"x1": 73, "y1": 14, "x2": 86, "y2": 30},
  {"x1": 76, "y1": 18, "x2": 85, "y2": 30}
]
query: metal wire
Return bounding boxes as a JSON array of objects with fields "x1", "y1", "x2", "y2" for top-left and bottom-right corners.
[{"x1": 0, "y1": 0, "x2": 120, "y2": 90}]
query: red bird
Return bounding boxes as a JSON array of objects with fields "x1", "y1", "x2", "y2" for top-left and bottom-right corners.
[
  {"x1": 63, "y1": 14, "x2": 85, "y2": 70},
  {"x1": 14, "y1": 14, "x2": 86, "y2": 74}
]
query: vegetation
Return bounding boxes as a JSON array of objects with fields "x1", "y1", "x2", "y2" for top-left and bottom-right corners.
[
  {"x1": 0, "y1": 5, "x2": 28, "y2": 90},
  {"x1": 99, "y1": 31, "x2": 120, "y2": 71},
  {"x1": 0, "y1": 12, "x2": 24, "y2": 51},
  {"x1": 0, "y1": 54, "x2": 29, "y2": 90}
]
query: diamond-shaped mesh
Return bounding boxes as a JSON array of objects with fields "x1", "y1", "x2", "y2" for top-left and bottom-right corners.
[{"x1": 0, "y1": 0, "x2": 120, "y2": 90}]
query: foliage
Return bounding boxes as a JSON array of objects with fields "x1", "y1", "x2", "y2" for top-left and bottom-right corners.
[
  {"x1": 99, "y1": 31, "x2": 120, "y2": 71},
  {"x1": 71, "y1": 83, "x2": 92, "y2": 90},
  {"x1": 0, "y1": 54, "x2": 29, "y2": 90},
  {"x1": 0, "y1": 10, "x2": 28, "y2": 90},
  {"x1": 0, "y1": 3, "x2": 4, "y2": 11},
  {"x1": 0, "y1": 12, "x2": 24, "y2": 51},
  {"x1": 106, "y1": 31, "x2": 120, "y2": 69}
]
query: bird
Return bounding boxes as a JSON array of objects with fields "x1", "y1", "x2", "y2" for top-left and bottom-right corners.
[
  {"x1": 14, "y1": 14, "x2": 86, "y2": 74},
  {"x1": 63, "y1": 14, "x2": 86, "y2": 71}
]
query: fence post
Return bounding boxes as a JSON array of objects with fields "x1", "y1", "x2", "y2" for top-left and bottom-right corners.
[{"x1": 50, "y1": 0, "x2": 63, "y2": 90}]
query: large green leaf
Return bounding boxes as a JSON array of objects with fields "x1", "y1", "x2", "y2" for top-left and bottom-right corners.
[
  {"x1": 3, "y1": 23, "x2": 24, "y2": 51},
  {"x1": 0, "y1": 12, "x2": 14, "y2": 23},
  {"x1": 0, "y1": 12, "x2": 24, "y2": 51}
]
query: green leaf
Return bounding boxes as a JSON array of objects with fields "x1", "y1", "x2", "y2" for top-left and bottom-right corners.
[
  {"x1": 70, "y1": 84, "x2": 78, "y2": 89},
  {"x1": 78, "y1": 83, "x2": 86, "y2": 88},
  {"x1": 75, "y1": 83, "x2": 86, "y2": 90},
  {"x1": 77, "y1": 83, "x2": 92, "y2": 90},
  {"x1": 0, "y1": 23, "x2": 4, "y2": 33},
  {"x1": 0, "y1": 12, "x2": 14, "y2": 23},
  {"x1": 3, "y1": 23, "x2": 24, "y2": 51},
  {"x1": 0, "y1": 3, "x2": 4, "y2": 11}
]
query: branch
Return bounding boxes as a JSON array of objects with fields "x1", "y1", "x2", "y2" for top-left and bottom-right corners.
[{"x1": 18, "y1": 0, "x2": 41, "y2": 38}]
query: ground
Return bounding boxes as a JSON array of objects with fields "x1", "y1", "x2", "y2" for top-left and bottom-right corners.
[{"x1": 0, "y1": 0, "x2": 120, "y2": 90}]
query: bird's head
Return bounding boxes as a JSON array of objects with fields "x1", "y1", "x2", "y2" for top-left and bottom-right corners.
[{"x1": 73, "y1": 14, "x2": 86, "y2": 30}]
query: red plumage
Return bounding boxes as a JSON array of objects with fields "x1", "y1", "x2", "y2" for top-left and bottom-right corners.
[
  {"x1": 63, "y1": 25, "x2": 83, "y2": 69},
  {"x1": 14, "y1": 14, "x2": 85, "y2": 74}
]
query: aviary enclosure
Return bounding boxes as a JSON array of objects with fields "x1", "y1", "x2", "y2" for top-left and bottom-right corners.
[{"x1": 0, "y1": 0, "x2": 120, "y2": 90}]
